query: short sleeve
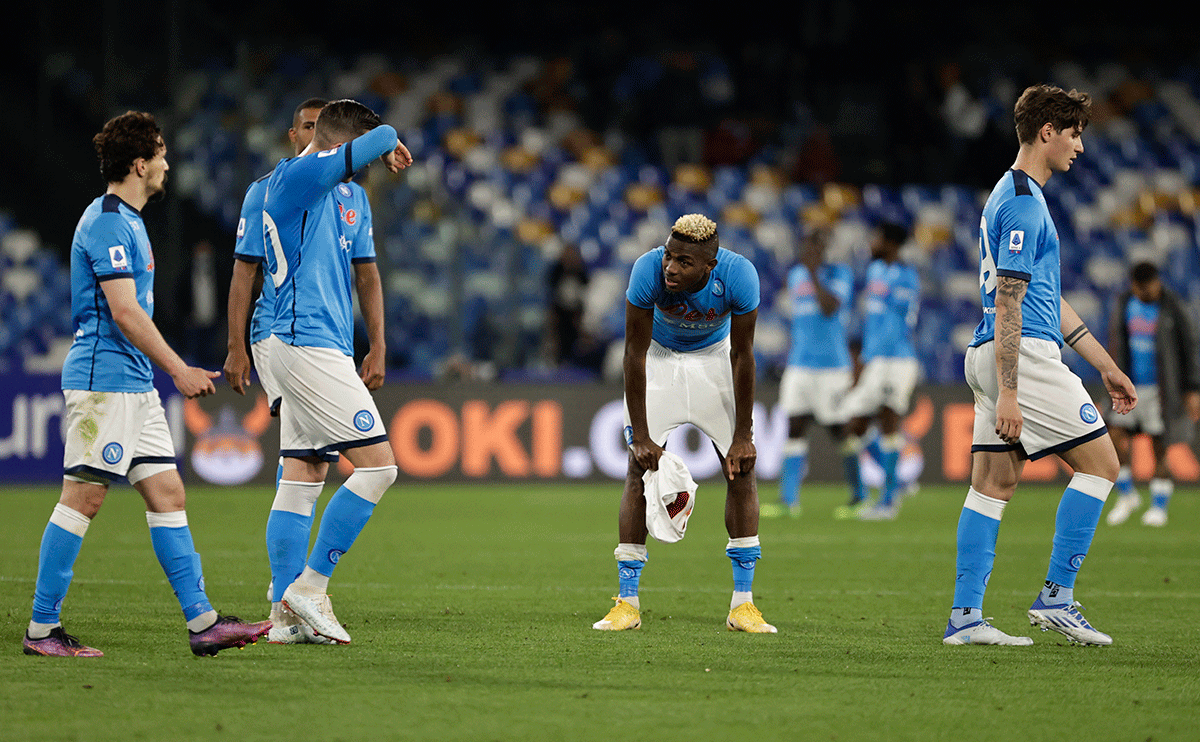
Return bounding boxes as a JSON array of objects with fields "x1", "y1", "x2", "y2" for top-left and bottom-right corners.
[
  {"x1": 234, "y1": 180, "x2": 267, "y2": 262},
  {"x1": 826, "y1": 265, "x2": 854, "y2": 305},
  {"x1": 87, "y1": 213, "x2": 136, "y2": 281},
  {"x1": 725, "y1": 254, "x2": 760, "y2": 315},
  {"x1": 993, "y1": 196, "x2": 1043, "y2": 281},
  {"x1": 626, "y1": 249, "x2": 663, "y2": 309}
]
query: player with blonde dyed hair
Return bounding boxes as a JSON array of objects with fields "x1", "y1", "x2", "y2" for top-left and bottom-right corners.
[{"x1": 593, "y1": 214, "x2": 776, "y2": 633}]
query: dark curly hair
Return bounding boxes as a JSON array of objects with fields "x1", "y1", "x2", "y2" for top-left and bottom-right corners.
[
  {"x1": 1014, "y1": 84, "x2": 1091, "y2": 145},
  {"x1": 92, "y1": 111, "x2": 164, "y2": 183}
]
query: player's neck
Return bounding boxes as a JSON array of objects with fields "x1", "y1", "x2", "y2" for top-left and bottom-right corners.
[
  {"x1": 106, "y1": 180, "x2": 149, "y2": 212},
  {"x1": 1011, "y1": 148, "x2": 1051, "y2": 186}
]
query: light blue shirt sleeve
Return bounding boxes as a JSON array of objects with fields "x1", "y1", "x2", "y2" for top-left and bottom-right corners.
[
  {"x1": 234, "y1": 179, "x2": 266, "y2": 262},
  {"x1": 626, "y1": 249, "x2": 663, "y2": 309},
  {"x1": 994, "y1": 196, "x2": 1044, "y2": 281},
  {"x1": 88, "y1": 213, "x2": 135, "y2": 281},
  {"x1": 725, "y1": 253, "x2": 760, "y2": 314},
  {"x1": 278, "y1": 125, "x2": 399, "y2": 209}
]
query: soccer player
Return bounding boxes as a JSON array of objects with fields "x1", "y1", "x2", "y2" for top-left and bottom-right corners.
[
  {"x1": 839, "y1": 221, "x2": 921, "y2": 520},
  {"x1": 223, "y1": 98, "x2": 386, "y2": 644},
  {"x1": 944, "y1": 84, "x2": 1137, "y2": 647},
  {"x1": 764, "y1": 227, "x2": 854, "y2": 518},
  {"x1": 261, "y1": 99, "x2": 411, "y2": 644},
  {"x1": 1104, "y1": 261, "x2": 1200, "y2": 528},
  {"x1": 592, "y1": 214, "x2": 777, "y2": 633},
  {"x1": 23, "y1": 111, "x2": 271, "y2": 658}
]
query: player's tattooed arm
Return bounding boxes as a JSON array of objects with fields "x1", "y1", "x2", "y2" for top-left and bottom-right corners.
[{"x1": 994, "y1": 275, "x2": 1028, "y2": 391}]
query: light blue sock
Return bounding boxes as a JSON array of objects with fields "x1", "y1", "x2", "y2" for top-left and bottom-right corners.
[
  {"x1": 879, "y1": 435, "x2": 901, "y2": 506},
  {"x1": 779, "y1": 439, "x2": 808, "y2": 508},
  {"x1": 1150, "y1": 478, "x2": 1172, "y2": 510},
  {"x1": 31, "y1": 505, "x2": 90, "y2": 624},
  {"x1": 1115, "y1": 466, "x2": 1135, "y2": 497},
  {"x1": 1045, "y1": 475, "x2": 1111, "y2": 589},
  {"x1": 267, "y1": 480, "x2": 322, "y2": 602},
  {"x1": 618, "y1": 560, "x2": 643, "y2": 598},
  {"x1": 147, "y1": 512, "x2": 214, "y2": 621},
  {"x1": 841, "y1": 437, "x2": 865, "y2": 504},
  {"x1": 307, "y1": 486, "x2": 376, "y2": 577},
  {"x1": 952, "y1": 488, "x2": 1006, "y2": 613},
  {"x1": 726, "y1": 539, "x2": 761, "y2": 593}
]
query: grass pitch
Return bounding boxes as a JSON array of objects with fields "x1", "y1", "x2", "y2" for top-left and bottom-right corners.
[{"x1": 1, "y1": 479, "x2": 1197, "y2": 741}]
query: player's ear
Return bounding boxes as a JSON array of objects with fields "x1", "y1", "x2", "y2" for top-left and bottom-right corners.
[{"x1": 1040, "y1": 122, "x2": 1054, "y2": 143}]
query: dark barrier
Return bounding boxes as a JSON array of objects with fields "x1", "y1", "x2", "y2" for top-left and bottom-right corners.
[{"x1": 3, "y1": 376, "x2": 1196, "y2": 486}]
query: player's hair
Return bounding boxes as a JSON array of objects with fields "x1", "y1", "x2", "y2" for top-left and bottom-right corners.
[
  {"x1": 669, "y1": 213, "x2": 719, "y2": 257},
  {"x1": 1014, "y1": 84, "x2": 1092, "y2": 144},
  {"x1": 293, "y1": 97, "x2": 328, "y2": 125},
  {"x1": 879, "y1": 221, "x2": 908, "y2": 246},
  {"x1": 1130, "y1": 261, "x2": 1159, "y2": 284},
  {"x1": 92, "y1": 111, "x2": 163, "y2": 184},
  {"x1": 314, "y1": 99, "x2": 382, "y2": 144}
]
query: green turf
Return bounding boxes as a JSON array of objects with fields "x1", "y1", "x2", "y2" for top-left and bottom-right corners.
[{"x1": 1, "y1": 480, "x2": 1197, "y2": 741}]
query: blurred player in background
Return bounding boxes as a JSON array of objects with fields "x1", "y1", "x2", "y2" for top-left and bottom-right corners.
[
  {"x1": 1104, "y1": 261, "x2": 1200, "y2": 527},
  {"x1": 944, "y1": 84, "x2": 1136, "y2": 647},
  {"x1": 763, "y1": 226, "x2": 854, "y2": 518},
  {"x1": 592, "y1": 213, "x2": 777, "y2": 634},
  {"x1": 223, "y1": 97, "x2": 386, "y2": 644},
  {"x1": 838, "y1": 221, "x2": 921, "y2": 520},
  {"x1": 24, "y1": 111, "x2": 270, "y2": 658},
  {"x1": 261, "y1": 99, "x2": 410, "y2": 644}
]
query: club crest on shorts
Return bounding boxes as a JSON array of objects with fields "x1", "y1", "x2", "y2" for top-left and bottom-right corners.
[
  {"x1": 1079, "y1": 403, "x2": 1099, "y2": 424},
  {"x1": 102, "y1": 442, "x2": 124, "y2": 465},
  {"x1": 353, "y1": 409, "x2": 375, "y2": 432}
]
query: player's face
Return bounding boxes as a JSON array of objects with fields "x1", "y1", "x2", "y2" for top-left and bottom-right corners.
[
  {"x1": 144, "y1": 140, "x2": 169, "y2": 200},
  {"x1": 1047, "y1": 124, "x2": 1084, "y2": 173},
  {"x1": 662, "y1": 240, "x2": 717, "y2": 293},
  {"x1": 289, "y1": 107, "x2": 321, "y2": 154},
  {"x1": 1132, "y1": 278, "x2": 1162, "y2": 303}
]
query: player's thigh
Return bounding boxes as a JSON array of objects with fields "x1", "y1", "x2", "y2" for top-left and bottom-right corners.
[
  {"x1": 880, "y1": 358, "x2": 920, "y2": 415},
  {"x1": 132, "y1": 468, "x2": 187, "y2": 513},
  {"x1": 778, "y1": 366, "x2": 813, "y2": 417},
  {"x1": 340, "y1": 439, "x2": 396, "y2": 469},
  {"x1": 1056, "y1": 432, "x2": 1119, "y2": 482},
  {"x1": 626, "y1": 342, "x2": 688, "y2": 446},
  {"x1": 686, "y1": 341, "x2": 739, "y2": 456}
]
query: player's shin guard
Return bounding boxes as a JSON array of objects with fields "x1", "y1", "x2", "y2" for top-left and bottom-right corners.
[
  {"x1": 31, "y1": 504, "x2": 91, "y2": 625},
  {"x1": 146, "y1": 511, "x2": 215, "y2": 623},
  {"x1": 952, "y1": 488, "x2": 1006, "y2": 618},
  {"x1": 1045, "y1": 473, "x2": 1111, "y2": 590},
  {"x1": 779, "y1": 439, "x2": 808, "y2": 508},
  {"x1": 307, "y1": 465, "x2": 396, "y2": 578},
  {"x1": 267, "y1": 480, "x2": 323, "y2": 602},
  {"x1": 614, "y1": 543, "x2": 648, "y2": 603},
  {"x1": 726, "y1": 536, "x2": 761, "y2": 607}
]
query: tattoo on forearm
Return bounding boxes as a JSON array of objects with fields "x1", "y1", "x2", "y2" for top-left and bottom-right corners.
[
  {"x1": 1063, "y1": 324, "x2": 1090, "y2": 347},
  {"x1": 996, "y1": 276, "x2": 1027, "y2": 391}
]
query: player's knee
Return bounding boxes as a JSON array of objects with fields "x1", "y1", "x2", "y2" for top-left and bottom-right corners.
[{"x1": 344, "y1": 464, "x2": 397, "y2": 505}]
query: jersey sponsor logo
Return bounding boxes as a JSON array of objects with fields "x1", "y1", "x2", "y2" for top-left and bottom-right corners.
[
  {"x1": 337, "y1": 201, "x2": 357, "y2": 226},
  {"x1": 1008, "y1": 230, "x2": 1024, "y2": 253},
  {"x1": 108, "y1": 245, "x2": 129, "y2": 270},
  {"x1": 102, "y1": 441, "x2": 124, "y2": 465},
  {"x1": 317, "y1": 146, "x2": 341, "y2": 158},
  {"x1": 1079, "y1": 403, "x2": 1099, "y2": 424},
  {"x1": 353, "y1": 409, "x2": 375, "y2": 432}
]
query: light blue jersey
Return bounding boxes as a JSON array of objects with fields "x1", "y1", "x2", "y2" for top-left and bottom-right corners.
[
  {"x1": 971, "y1": 169, "x2": 1062, "y2": 347},
  {"x1": 236, "y1": 173, "x2": 375, "y2": 345},
  {"x1": 62, "y1": 194, "x2": 157, "y2": 392},
  {"x1": 1126, "y1": 297, "x2": 1159, "y2": 385},
  {"x1": 859, "y1": 259, "x2": 919, "y2": 361},
  {"x1": 263, "y1": 125, "x2": 396, "y2": 355},
  {"x1": 785, "y1": 262, "x2": 853, "y2": 369},
  {"x1": 626, "y1": 245, "x2": 760, "y2": 352}
]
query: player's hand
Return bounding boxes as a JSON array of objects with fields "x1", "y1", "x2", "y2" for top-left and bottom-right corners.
[
  {"x1": 360, "y1": 347, "x2": 386, "y2": 391},
  {"x1": 1103, "y1": 368, "x2": 1137, "y2": 415},
  {"x1": 994, "y1": 389, "x2": 1022, "y2": 444},
  {"x1": 173, "y1": 367, "x2": 221, "y2": 399},
  {"x1": 723, "y1": 436, "x2": 757, "y2": 481},
  {"x1": 1186, "y1": 391, "x2": 1200, "y2": 423},
  {"x1": 630, "y1": 436, "x2": 665, "y2": 472},
  {"x1": 381, "y1": 141, "x2": 414, "y2": 173},
  {"x1": 223, "y1": 349, "x2": 252, "y2": 395}
]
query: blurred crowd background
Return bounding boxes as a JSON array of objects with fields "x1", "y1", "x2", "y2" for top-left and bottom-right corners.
[{"x1": 4, "y1": 2, "x2": 1200, "y2": 386}]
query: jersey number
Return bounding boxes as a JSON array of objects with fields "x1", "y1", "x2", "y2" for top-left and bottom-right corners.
[
  {"x1": 263, "y1": 210, "x2": 288, "y2": 288},
  {"x1": 978, "y1": 215, "x2": 997, "y2": 296}
]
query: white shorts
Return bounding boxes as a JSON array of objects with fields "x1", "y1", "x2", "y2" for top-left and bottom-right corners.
[
  {"x1": 62, "y1": 389, "x2": 177, "y2": 485},
  {"x1": 251, "y1": 338, "x2": 282, "y2": 416},
  {"x1": 842, "y1": 357, "x2": 921, "y2": 418},
  {"x1": 266, "y1": 335, "x2": 388, "y2": 461},
  {"x1": 966, "y1": 337, "x2": 1107, "y2": 460},
  {"x1": 624, "y1": 337, "x2": 746, "y2": 457},
  {"x1": 779, "y1": 365, "x2": 853, "y2": 425},
  {"x1": 1106, "y1": 384, "x2": 1163, "y2": 436}
]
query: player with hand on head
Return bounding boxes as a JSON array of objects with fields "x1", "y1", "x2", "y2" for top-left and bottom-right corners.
[
  {"x1": 944, "y1": 84, "x2": 1136, "y2": 647},
  {"x1": 223, "y1": 97, "x2": 386, "y2": 644},
  {"x1": 1104, "y1": 261, "x2": 1200, "y2": 528},
  {"x1": 262, "y1": 99, "x2": 411, "y2": 644},
  {"x1": 593, "y1": 214, "x2": 776, "y2": 634},
  {"x1": 23, "y1": 111, "x2": 270, "y2": 658},
  {"x1": 764, "y1": 226, "x2": 855, "y2": 519}
]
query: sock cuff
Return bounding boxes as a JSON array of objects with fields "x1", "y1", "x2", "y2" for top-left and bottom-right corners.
[
  {"x1": 146, "y1": 510, "x2": 188, "y2": 529},
  {"x1": 726, "y1": 535, "x2": 761, "y2": 550},
  {"x1": 1117, "y1": 465, "x2": 1133, "y2": 479},
  {"x1": 273, "y1": 479, "x2": 325, "y2": 515},
  {"x1": 1150, "y1": 478, "x2": 1174, "y2": 495},
  {"x1": 879, "y1": 433, "x2": 904, "y2": 452},
  {"x1": 1068, "y1": 472, "x2": 1114, "y2": 503},
  {"x1": 343, "y1": 465, "x2": 397, "y2": 505},
  {"x1": 783, "y1": 438, "x2": 809, "y2": 456},
  {"x1": 614, "y1": 543, "x2": 648, "y2": 562},
  {"x1": 50, "y1": 503, "x2": 91, "y2": 537},
  {"x1": 841, "y1": 436, "x2": 863, "y2": 455},
  {"x1": 963, "y1": 487, "x2": 1007, "y2": 520}
]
